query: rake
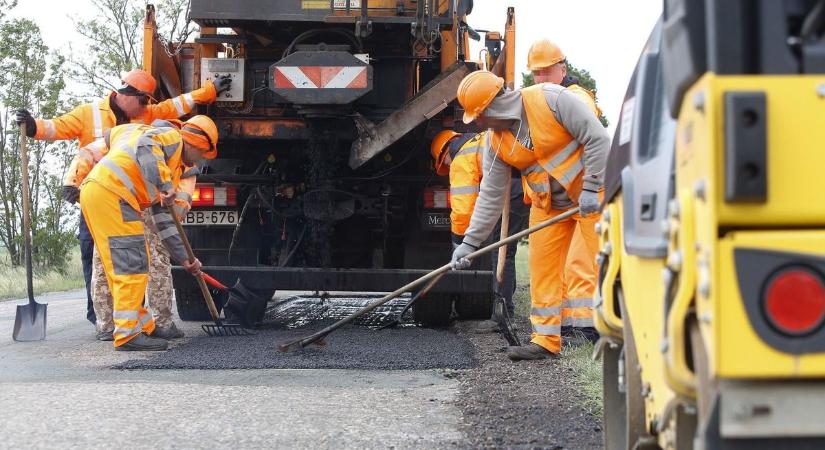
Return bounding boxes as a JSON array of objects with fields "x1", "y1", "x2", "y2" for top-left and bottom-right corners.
[
  {"x1": 169, "y1": 206, "x2": 252, "y2": 337},
  {"x1": 277, "y1": 207, "x2": 581, "y2": 352}
]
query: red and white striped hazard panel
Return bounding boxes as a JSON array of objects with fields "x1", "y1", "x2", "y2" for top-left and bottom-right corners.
[{"x1": 274, "y1": 66, "x2": 368, "y2": 89}]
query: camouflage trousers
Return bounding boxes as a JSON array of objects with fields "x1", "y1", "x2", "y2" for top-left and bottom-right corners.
[{"x1": 92, "y1": 212, "x2": 174, "y2": 332}]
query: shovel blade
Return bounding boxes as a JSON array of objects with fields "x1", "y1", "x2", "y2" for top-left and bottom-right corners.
[
  {"x1": 12, "y1": 302, "x2": 47, "y2": 342},
  {"x1": 222, "y1": 280, "x2": 268, "y2": 329}
]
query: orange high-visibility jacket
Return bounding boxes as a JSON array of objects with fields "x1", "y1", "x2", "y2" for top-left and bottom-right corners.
[
  {"x1": 52, "y1": 80, "x2": 217, "y2": 187},
  {"x1": 83, "y1": 123, "x2": 193, "y2": 262},
  {"x1": 494, "y1": 83, "x2": 600, "y2": 212},
  {"x1": 449, "y1": 133, "x2": 485, "y2": 236}
]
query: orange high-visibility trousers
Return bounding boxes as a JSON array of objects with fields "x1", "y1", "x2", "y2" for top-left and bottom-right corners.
[
  {"x1": 80, "y1": 181, "x2": 155, "y2": 347},
  {"x1": 562, "y1": 219, "x2": 600, "y2": 328},
  {"x1": 528, "y1": 206, "x2": 601, "y2": 353}
]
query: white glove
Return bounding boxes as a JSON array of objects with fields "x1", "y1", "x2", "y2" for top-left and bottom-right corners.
[
  {"x1": 578, "y1": 189, "x2": 600, "y2": 217},
  {"x1": 450, "y1": 242, "x2": 477, "y2": 270}
]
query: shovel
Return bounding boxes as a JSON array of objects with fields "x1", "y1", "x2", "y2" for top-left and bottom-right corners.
[
  {"x1": 201, "y1": 273, "x2": 267, "y2": 329},
  {"x1": 168, "y1": 206, "x2": 251, "y2": 337},
  {"x1": 278, "y1": 207, "x2": 581, "y2": 352},
  {"x1": 12, "y1": 123, "x2": 47, "y2": 341}
]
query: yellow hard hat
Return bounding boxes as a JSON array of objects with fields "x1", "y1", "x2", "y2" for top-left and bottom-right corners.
[
  {"x1": 430, "y1": 130, "x2": 460, "y2": 176},
  {"x1": 456, "y1": 70, "x2": 505, "y2": 124},
  {"x1": 181, "y1": 115, "x2": 219, "y2": 160},
  {"x1": 527, "y1": 39, "x2": 565, "y2": 71}
]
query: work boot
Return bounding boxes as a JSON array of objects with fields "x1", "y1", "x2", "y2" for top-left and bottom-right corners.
[
  {"x1": 115, "y1": 333, "x2": 168, "y2": 351},
  {"x1": 151, "y1": 322, "x2": 185, "y2": 340},
  {"x1": 506, "y1": 343, "x2": 559, "y2": 361},
  {"x1": 473, "y1": 319, "x2": 500, "y2": 334},
  {"x1": 96, "y1": 330, "x2": 114, "y2": 341}
]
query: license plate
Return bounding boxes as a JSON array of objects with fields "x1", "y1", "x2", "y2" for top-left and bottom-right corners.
[{"x1": 183, "y1": 210, "x2": 239, "y2": 226}]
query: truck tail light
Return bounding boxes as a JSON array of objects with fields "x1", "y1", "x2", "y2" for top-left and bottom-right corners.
[
  {"x1": 423, "y1": 187, "x2": 451, "y2": 209},
  {"x1": 192, "y1": 184, "x2": 237, "y2": 207},
  {"x1": 763, "y1": 267, "x2": 825, "y2": 336}
]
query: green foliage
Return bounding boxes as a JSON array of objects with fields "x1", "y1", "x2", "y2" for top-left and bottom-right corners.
[
  {"x1": 0, "y1": 15, "x2": 75, "y2": 273},
  {"x1": 521, "y1": 61, "x2": 609, "y2": 127},
  {"x1": 70, "y1": 0, "x2": 198, "y2": 97}
]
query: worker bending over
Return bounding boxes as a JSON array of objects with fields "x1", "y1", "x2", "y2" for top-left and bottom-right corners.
[
  {"x1": 79, "y1": 116, "x2": 218, "y2": 351},
  {"x1": 431, "y1": 130, "x2": 529, "y2": 331},
  {"x1": 528, "y1": 39, "x2": 602, "y2": 343},
  {"x1": 452, "y1": 70, "x2": 609, "y2": 361},
  {"x1": 14, "y1": 69, "x2": 230, "y2": 335},
  {"x1": 85, "y1": 119, "x2": 200, "y2": 341}
]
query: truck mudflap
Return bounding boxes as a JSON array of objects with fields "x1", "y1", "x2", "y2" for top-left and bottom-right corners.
[{"x1": 172, "y1": 266, "x2": 493, "y2": 294}]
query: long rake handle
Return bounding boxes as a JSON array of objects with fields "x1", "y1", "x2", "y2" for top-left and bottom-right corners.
[
  {"x1": 278, "y1": 206, "x2": 581, "y2": 352},
  {"x1": 168, "y1": 206, "x2": 222, "y2": 325},
  {"x1": 496, "y1": 181, "x2": 512, "y2": 284}
]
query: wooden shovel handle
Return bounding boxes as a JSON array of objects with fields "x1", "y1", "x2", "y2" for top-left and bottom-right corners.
[{"x1": 167, "y1": 206, "x2": 221, "y2": 323}]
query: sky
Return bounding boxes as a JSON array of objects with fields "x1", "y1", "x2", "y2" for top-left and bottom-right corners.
[{"x1": 12, "y1": 0, "x2": 663, "y2": 134}]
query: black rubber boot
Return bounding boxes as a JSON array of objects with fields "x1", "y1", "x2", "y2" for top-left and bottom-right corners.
[
  {"x1": 151, "y1": 322, "x2": 185, "y2": 340},
  {"x1": 115, "y1": 333, "x2": 168, "y2": 351},
  {"x1": 506, "y1": 343, "x2": 559, "y2": 361}
]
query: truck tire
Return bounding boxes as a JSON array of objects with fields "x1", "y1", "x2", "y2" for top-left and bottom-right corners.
[
  {"x1": 454, "y1": 292, "x2": 494, "y2": 320},
  {"x1": 175, "y1": 287, "x2": 212, "y2": 321},
  {"x1": 413, "y1": 293, "x2": 453, "y2": 326}
]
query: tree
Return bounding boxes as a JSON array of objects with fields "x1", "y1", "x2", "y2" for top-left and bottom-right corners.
[
  {"x1": 522, "y1": 61, "x2": 609, "y2": 127},
  {"x1": 0, "y1": 18, "x2": 75, "y2": 272},
  {"x1": 69, "y1": 0, "x2": 198, "y2": 97}
]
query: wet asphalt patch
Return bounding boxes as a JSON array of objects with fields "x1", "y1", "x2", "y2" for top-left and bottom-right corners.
[{"x1": 114, "y1": 294, "x2": 477, "y2": 370}]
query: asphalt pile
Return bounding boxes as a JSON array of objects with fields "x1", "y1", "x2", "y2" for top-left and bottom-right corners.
[{"x1": 115, "y1": 294, "x2": 476, "y2": 371}]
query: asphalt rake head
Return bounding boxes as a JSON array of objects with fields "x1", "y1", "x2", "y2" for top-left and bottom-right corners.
[{"x1": 202, "y1": 323, "x2": 254, "y2": 337}]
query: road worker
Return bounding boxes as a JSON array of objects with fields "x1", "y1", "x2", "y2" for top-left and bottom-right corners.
[
  {"x1": 451, "y1": 69, "x2": 609, "y2": 361},
  {"x1": 431, "y1": 130, "x2": 529, "y2": 331},
  {"x1": 528, "y1": 39, "x2": 601, "y2": 344},
  {"x1": 86, "y1": 119, "x2": 199, "y2": 341},
  {"x1": 14, "y1": 69, "x2": 230, "y2": 333},
  {"x1": 79, "y1": 116, "x2": 218, "y2": 351}
]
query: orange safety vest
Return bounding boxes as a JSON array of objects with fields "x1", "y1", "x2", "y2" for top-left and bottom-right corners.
[
  {"x1": 52, "y1": 80, "x2": 217, "y2": 187},
  {"x1": 84, "y1": 124, "x2": 185, "y2": 212},
  {"x1": 492, "y1": 83, "x2": 600, "y2": 212},
  {"x1": 449, "y1": 132, "x2": 485, "y2": 235}
]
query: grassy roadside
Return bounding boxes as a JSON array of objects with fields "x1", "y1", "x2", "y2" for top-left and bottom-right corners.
[
  {"x1": 0, "y1": 248, "x2": 85, "y2": 300},
  {"x1": 514, "y1": 242, "x2": 603, "y2": 417}
]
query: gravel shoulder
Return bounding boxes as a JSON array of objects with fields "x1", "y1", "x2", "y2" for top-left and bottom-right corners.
[{"x1": 451, "y1": 318, "x2": 602, "y2": 449}]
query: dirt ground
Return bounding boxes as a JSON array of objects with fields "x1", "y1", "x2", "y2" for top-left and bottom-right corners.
[{"x1": 451, "y1": 318, "x2": 603, "y2": 449}]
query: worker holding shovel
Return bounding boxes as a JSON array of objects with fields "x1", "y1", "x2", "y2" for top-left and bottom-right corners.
[{"x1": 79, "y1": 116, "x2": 218, "y2": 351}]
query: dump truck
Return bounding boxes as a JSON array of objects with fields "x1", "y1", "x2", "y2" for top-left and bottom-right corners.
[
  {"x1": 595, "y1": 0, "x2": 825, "y2": 448},
  {"x1": 142, "y1": 1, "x2": 515, "y2": 325}
]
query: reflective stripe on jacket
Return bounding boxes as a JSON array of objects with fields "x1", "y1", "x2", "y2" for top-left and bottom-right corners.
[{"x1": 449, "y1": 132, "x2": 485, "y2": 235}]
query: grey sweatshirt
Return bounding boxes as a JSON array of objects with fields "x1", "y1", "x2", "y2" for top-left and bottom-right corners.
[{"x1": 462, "y1": 84, "x2": 610, "y2": 248}]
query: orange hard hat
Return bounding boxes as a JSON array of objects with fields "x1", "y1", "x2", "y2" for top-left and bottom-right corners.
[
  {"x1": 456, "y1": 71, "x2": 505, "y2": 124},
  {"x1": 120, "y1": 69, "x2": 157, "y2": 96},
  {"x1": 181, "y1": 115, "x2": 219, "y2": 160},
  {"x1": 527, "y1": 39, "x2": 566, "y2": 71},
  {"x1": 431, "y1": 130, "x2": 460, "y2": 176}
]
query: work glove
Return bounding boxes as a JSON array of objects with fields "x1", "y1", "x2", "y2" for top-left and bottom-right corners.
[
  {"x1": 214, "y1": 75, "x2": 232, "y2": 95},
  {"x1": 63, "y1": 186, "x2": 80, "y2": 205},
  {"x1": 578, "y1": 189, "x2": 600, "y2": 217},
  {"x1": 450, "y1": 242, "x2": 477, "y2": 270},
  {"x1": 160, "y1": 188, "x2": 176, "y2": 207},
  {"x1": 14, "y1": 109, "x2": 36, "y2": 137}
]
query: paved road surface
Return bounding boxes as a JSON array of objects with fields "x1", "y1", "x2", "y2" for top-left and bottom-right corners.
[{"x1": 0, "y1": 291, "x2": 464, "y2": 449}]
